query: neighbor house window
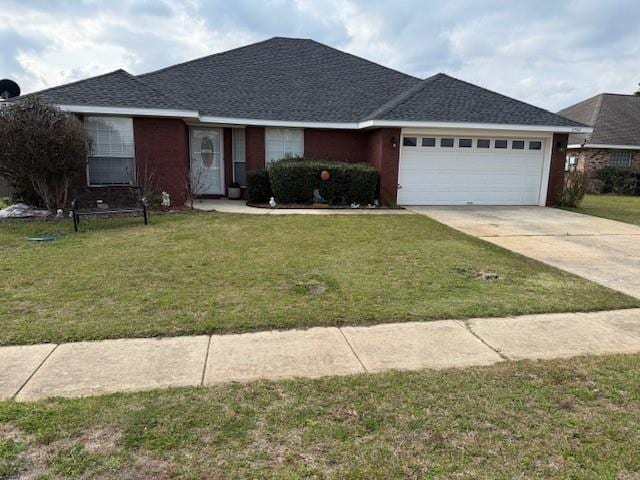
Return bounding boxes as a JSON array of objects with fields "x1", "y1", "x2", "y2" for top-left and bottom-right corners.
[
  {"x1": 265, "y1": 128, "x2": 304, "y2": 165},
  {"x1": 495, "y1": 139, "x2": 508, "y2": 149},
  {"x1": 440, "y1": 138, "x2": 454, "y2": 147},
  {"x1": 403, "y1": 136, "x2": 417, "y2": 147},
  {"x1": 232, "y1": 128, "x2": 246, "y2": 185},
  {"x1": 608, "y1": 150, "x2": 632, "y2": 167},
  {"x1": 477, "y1": 139, "x2": 490, "y2": 148},
  {"x1": 421, "y1": 137, "x2": 436, "y2": 147},
  {"x1": 84, "y1": 116, "x2": 135, "y2": 185}
]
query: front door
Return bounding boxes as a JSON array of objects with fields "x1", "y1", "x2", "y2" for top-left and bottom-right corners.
[{"x1": 190, "y1": 127, "x2": 224, "y2": 195}]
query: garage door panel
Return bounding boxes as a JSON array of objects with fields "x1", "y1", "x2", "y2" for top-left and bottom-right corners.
[{"x1": 398, "y1": 138, "x2": 545, "y2": 206}]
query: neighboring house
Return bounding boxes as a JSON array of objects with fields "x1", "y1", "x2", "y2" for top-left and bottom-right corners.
[
  {"x1": 12, "y1": 37, "x2": 589, "y2": 206},
  {"x1": 558, "y1": 94, "x2": 640, "y2": 177}
]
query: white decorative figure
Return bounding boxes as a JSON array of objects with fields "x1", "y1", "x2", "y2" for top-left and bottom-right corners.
[
  {"x1": 161, "y1": 191, "x2": 171, "y2": 207},
  {"x1": 269, "y1": 197, "x2": 276, "y2": 208},
  {"x1": 56, "y1": 209, "x2": 63, "y2": 218}
]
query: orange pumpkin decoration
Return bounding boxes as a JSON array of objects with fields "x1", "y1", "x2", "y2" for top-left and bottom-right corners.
[{"x1": 321, "y1": 170, "x2": 330, "y2": 181}]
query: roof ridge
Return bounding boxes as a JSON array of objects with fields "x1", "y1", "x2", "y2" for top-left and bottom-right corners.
[
  {"x1": 138, "y1": 37, "x2": 278, "y2": 79},
  {"x1": 12, "y1": 69, "x2": 130, "y2": 101},
  {"x1": 363, "y1": 73, "x2": 442, "y2": 120},
  {"x1": 440, "y1": 73, "x2": 575, "y2": 122}
]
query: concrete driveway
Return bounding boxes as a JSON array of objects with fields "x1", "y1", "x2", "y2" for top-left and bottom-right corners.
[{"x1": 409, "y1": 206, "x2": 640, "y2": 299}]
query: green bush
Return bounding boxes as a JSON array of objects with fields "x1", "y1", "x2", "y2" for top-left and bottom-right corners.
[
  {"x1": 597, "y1": 167, "x2": 640, "y2": 195},
  {"x1": 246, "y1": 169, "x2": 272, "y2": 203},
  {"x1": 268, "y1": 158, "x2": 379, "y2": 205},
  {"x1": 559, "y1": 170, "x2": 587, "y2": 207}
]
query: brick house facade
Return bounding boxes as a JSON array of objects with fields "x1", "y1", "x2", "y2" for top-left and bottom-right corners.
[{"x1": 568, "y1": 148, "x2": 640, "y2": 177}]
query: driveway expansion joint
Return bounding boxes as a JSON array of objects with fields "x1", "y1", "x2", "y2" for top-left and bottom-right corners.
[{"x1": 338, "y1": 327, "x2": 368, "y2": 373}]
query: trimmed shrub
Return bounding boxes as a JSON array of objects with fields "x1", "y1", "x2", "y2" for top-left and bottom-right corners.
[
  {"x1": 268, "y1": 158, "x2": 379, "y2": 205},
  {"x1": 246, "y1": 169, "x2": 272, "y2": 203},
  {"x1": 597, "y1": 167, "x2": 640, "y2": 195},
  {"x1": 559, "y1": 170, "x2": 587, "y2": 207}
]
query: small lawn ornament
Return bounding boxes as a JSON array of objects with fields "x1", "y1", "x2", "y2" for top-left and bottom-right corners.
[
  {"x1": 161, "y1": 191, "x2": 171, "y2": 207},
  {"x1": 56, "y1": 209, "x2": 63, "y2": 218},
  {"x1": 269, "y1": 197, "x2": 277, "y2": 208},
  {"x1": 320, "y1": 170, "x2": 330, "y2": 181}
]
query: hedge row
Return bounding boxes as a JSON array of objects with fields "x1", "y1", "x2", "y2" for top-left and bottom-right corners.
[
  {"x1": 596, "y1": 167, "x2": 640, "y2": 196},
  {"x1": 247, "y1": 157, "x2": 379, "y2": 205}
]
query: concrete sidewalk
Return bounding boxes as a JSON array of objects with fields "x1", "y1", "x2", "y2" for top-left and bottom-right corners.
[
  {"x1": 2, "y1": 309, "x2": 640, "y2": 402},
  {"x1": 192, "y1": 198, "x2": 411, "y2": 215}
]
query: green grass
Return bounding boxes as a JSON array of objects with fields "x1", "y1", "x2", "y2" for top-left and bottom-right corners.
[
  {"x1": 1, "y1": 354, "x2": 639, "y2": 478},
  {"x1": 0, "y1": 197, "x2": 8, "y2": 209},
  {"x1": 0, "y1": 212, "x2": 637, "y2": 346},
  {"x1": 564, "y1": 194, "x2": 640, "y2": 226}
]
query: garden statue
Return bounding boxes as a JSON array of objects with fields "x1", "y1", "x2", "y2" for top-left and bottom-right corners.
[{"x1": 161, "y1": 191, "x2": 171, "y2": 207}]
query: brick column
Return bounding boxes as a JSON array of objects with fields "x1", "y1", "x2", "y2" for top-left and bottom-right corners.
[
  {"x1": 546, "y1": 133, "x2": 569, "y2": 206},
  {"x1": 367, "y1": 128, "x2": 401, "y2": 205},
  {"x1": 245, "y1": 126, "x2": 265, "y2": 171}
]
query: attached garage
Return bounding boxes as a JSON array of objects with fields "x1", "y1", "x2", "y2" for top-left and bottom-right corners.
[{"x1": 397, "y1": 133, "x2": 551, "y2": 206}]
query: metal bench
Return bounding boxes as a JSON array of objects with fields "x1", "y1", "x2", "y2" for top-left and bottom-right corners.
[{"x1": 72, "y1": 186, "x2": 148, "y2": 231}]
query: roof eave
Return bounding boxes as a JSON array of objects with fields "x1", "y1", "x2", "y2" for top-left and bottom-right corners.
[{"x1": 58, "y1": 104, "x2": 199, "y2": 118}]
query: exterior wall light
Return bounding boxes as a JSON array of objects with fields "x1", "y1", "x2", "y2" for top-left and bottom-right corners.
[{"x1": 390, "y1": 136, "x2": 398, "y2": 148}]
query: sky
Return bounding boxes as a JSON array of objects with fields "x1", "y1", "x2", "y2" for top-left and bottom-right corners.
[{"x1": 1, "y1": 0, "x2": 639, "y2": 112}]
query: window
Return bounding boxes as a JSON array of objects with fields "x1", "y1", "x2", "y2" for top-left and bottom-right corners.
[
  {"x1": 459, "y1": 138, "x2": 472, "y2": 148},
  {"x1": 421, "y1": 137, "x2": 436, "y2": 147},
  {"x1": 477, "y1": 139, "x2": 490, "y2": 148},
  {"x1": 85, "y1": 117, "x2": 135, "y2": 185},
  {"x1": 232, "y1": 129, "x2": 246, "y2": 186},
  {"x1": 440, "y1": 138, "x2": 454, "y2": 147},
  {"x1": 512, "y1": 140, "x2": 525, "y2": 149},
  {"x1": 565, "y1": 155, "x2": 577, "y2": 172},
  {"x1": 495, "y1": 139, "x2": 507, "y2": 149},
  {"x1": 529, "y1": 141, "x2": 542, "y2": 150},
  {"x1": 403, "y1": 136, "x2": 417, "y2": 147},
  {"x1": 609, "y1": 150, "x2": 632, "y2": 167},
  {"x1": 265, "y1": 128, "x2": 304, "y2": 165}
]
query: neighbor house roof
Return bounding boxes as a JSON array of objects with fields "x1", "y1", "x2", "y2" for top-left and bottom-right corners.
[
  {"x1": 559, "y1": 93, "x2": 640, "y2": 147},
  {"x1": 13, "y1": 37, "x2": 587, "y2": 130}
]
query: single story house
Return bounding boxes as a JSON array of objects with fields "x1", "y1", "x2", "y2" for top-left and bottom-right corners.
[
  {"x1": 558, "y1": 93, "x2": 640, "y2": 176},
  {"x1": 14, "y1": 37, "x2": 590, "y2": 206}
]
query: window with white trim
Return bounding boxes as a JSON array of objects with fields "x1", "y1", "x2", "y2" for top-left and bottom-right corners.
[
  {"x1": 232, "y1": 128, "x2": 246, "y2": 185},
  {"x1": 265, "y1": 128, "x2": 304, "y2": 165},
  {"x1": 85, "y1": 116, "x2": 135, "y2": 185},
  {"x1": 608, "y1": 150, "x2": 632, "y2": 168}
]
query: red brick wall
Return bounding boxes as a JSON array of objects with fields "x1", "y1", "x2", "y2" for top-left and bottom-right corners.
[
  {"x1": 246, "y1": 126, "x2": 265, "y2": 171},
  {"x1": 133, "y1": 117, "x2": 189, "y2": 205},
  {"x1": 571, "y1": 148, "x2": 640, "y2": 177},
  {"x1": 304, "y1": 129, "x2": 369, "y2": 163},
  {"x1": 546, "y1": 133, "x2": 569, "y2": 206},
  {"x1": 367, "y1": 128, "x2": 401, "y2": 204}
]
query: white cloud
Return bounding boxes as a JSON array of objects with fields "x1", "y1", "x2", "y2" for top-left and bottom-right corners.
[{"x1": 1, "y1": 0, "x2": 639, "y2": 110}]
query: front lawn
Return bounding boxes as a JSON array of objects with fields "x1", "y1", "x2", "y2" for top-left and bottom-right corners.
[
  {"x1": 0, "y1": 212, "x2": 637, "y2": 345},
  {"x1": 1, "y1": 354, "x2": 639, "y2": 478},
  {"x1": 565, "y1": 194, "x2": 640, "y2": 226}
]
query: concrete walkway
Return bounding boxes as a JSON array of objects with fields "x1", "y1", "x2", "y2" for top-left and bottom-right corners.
[
  {"x1": 192, "y1": 198, "x2": 411, "y2": 215},
  {"x1": 2, "y1": 309, "x2": 640, "y2": 402},
  {"x1": 409, "y1": 206, "x2": 640, "y2": 299}
]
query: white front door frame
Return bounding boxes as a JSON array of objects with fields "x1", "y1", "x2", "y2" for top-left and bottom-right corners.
[
  {"x1": 399, "y1": 127, "x2": 553, "y2": 206},
  {"x1": 189, "y1": 126, "x2": 225, "y2": 195}
]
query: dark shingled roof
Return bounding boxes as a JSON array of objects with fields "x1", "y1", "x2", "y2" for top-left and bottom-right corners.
[
  {"x1": 13, "y1": 69, "x2": 192, "y2": 111},
  {"x1": 559, "y1": 94, "x2": 640, "y2": 146},
  {"x1": 371, "y1": 73, "x2": 583, "y2": 126},
  {"x1": 139, "y1": 37, "x2": 420, "y2": 122},
  {"x1": 13, "y1": 37, "x2": 588, "y2": 128}
]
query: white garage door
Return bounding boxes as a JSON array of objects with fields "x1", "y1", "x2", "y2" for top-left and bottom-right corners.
[{"x1": 397, "y1": 135, "x2": 545, "y2": 205}]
